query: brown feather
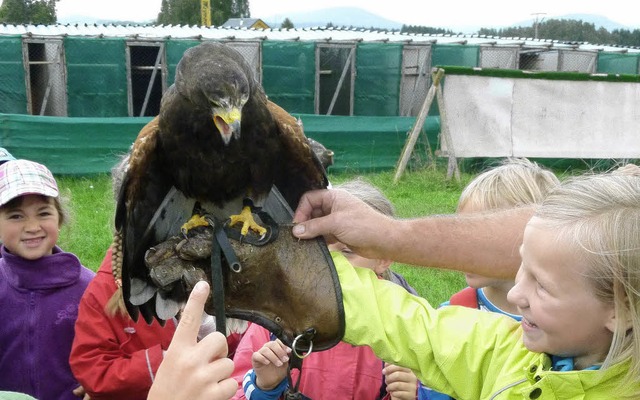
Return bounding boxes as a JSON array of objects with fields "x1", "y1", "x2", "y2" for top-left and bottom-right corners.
[
  {"x1": 267, "y1": 99, "x2": 327, "y2": 191},
  {"x1": 126, "y1": 116, "x2": 160, "y2": 205}
]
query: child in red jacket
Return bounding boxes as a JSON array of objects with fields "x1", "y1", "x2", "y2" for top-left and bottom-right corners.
[
  {"x1": 69, "y1": 248, "x2": 176, "y2": 399},
  {"x1": 69, "y1": 156, "x2": 245, "y2": 400}
]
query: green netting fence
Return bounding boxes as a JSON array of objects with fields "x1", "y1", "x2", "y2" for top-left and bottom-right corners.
[
  {"x1": 65, "y1": 37, "x2": 129, "y2": 117},
  {"x1": 0, "y1": 36, "x2": 28, "y2": 114},
  {"x1": 0, "y1": 113, "x2": 440, "y2": 175},
  {"x1": 262, "y1": 41, "x2": 316, "y2": 114},
  {"x1": 2, "y1": 36, "x2": 640, "y2": 119}
]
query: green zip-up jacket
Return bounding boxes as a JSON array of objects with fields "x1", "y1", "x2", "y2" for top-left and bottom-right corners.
[{"x1": 333, "y1": 253, "x2": 635, "y2": 399}]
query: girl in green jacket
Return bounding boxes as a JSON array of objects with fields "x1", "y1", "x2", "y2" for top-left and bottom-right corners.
[{"x1": 293, "y1": 173, "x2": 640, "y2": 399}]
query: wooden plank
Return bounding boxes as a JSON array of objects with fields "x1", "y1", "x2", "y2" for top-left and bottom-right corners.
[{"x1": 393, "y1": 68, "x2": 444, "y2": 183}]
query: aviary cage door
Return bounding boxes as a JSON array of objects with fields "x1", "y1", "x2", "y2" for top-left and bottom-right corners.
[
  {"x1": 126, "y1": 41, "x2": 167, "y2": 117},
  {"x1": 22, "y1": 38, "x2": 67, "y2": 116},
  {"x1": 315, "y1": 43, "x2": 356, "y2": 116},
  {"x1": 400, "y1": 44, "x2": 432, "y2": 117}
]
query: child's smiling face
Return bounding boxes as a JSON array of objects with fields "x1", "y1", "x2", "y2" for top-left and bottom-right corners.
[
  {"x1": 507, "y1": 216, "x2": 617, "y2": 369},
  {"x1": 0, "y1": 194, "x2": 60, "y2": 260}
]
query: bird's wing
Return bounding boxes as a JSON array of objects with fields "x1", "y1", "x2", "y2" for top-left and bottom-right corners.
[
  {"x1": 115, "y1": 116, "x2": 195, "y2": 324},
  {"x1": 266, "y1": 99, "x2": 329, "y2": 207}
]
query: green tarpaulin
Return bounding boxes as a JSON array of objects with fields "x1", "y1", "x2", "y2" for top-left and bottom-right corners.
[{"x1": 0, "y1": 113, "x2": 440, "y2": 175}]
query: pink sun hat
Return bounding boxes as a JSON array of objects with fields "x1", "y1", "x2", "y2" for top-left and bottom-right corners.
[{"x1": 0, "y1": 159, "x2": 59, "y2": 207}]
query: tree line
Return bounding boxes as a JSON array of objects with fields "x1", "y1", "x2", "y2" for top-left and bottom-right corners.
[
  {"x1": 156, "y1": 0, "x2": 249, "y2": 26},
  {"x1": 0, "y1": 0, "x2": 249, "y2": 26},
  {"x1": 476, "y1": 18, "x2": 640, "y2": 47},
  {"x1": 2, "y1": 1, "x2": 640, "y2": 48},
  {"x1": 0, "y1": 0, "x2": 57, "y2": 25},
  {"x1": 402, "y1": 19, "x2": 640, "y2": 47}
]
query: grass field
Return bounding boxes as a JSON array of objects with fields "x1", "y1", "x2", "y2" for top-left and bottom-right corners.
[{"x1": 57, "y1": 167, "x2": 475, "y2": 306}]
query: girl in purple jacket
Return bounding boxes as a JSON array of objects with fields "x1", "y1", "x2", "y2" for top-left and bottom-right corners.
[{"x1": 0, "y1": 159, "x2": 95, "y2": 400}]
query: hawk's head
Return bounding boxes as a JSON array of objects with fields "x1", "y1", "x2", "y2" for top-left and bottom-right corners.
[{"x1": 175, "y1": 43, "x2": 251, "y2": 146}]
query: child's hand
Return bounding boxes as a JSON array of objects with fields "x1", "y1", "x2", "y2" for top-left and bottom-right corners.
[
  {"x1": 251, "y1": 339, "x2": 291, "y2": 391},
  {"x1": 72, "y1": 385, "x2": 90, "y2": 399},
  {"x1": 383, "y1": 363, "x2": 418, "y2": 400}
]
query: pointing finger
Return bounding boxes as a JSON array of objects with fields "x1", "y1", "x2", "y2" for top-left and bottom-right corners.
[{"x1": 171, "y1": 280, "x2": 210, "y2": 347}]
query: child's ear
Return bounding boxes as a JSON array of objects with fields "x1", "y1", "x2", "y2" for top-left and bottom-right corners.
[
  {"x1": 604, "y1": 312, "x2": 617, "y2": 334},
  {"x1": 604, "y1": 299, "x2": 632, "y2": 334}
]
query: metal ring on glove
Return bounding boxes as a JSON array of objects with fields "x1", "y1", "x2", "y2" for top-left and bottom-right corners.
[{"x1": 291, "y1": 333, "x2": 314, "y2": 359}]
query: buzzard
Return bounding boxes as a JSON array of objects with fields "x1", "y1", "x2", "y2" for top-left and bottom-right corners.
[{"x1": 114, "y1": 42, "x2": 330, "y2": 327}]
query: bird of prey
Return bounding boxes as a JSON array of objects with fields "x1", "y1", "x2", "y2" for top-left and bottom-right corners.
[{"x1": 115, "y1": 42, "x2": 329, "y2": 325}]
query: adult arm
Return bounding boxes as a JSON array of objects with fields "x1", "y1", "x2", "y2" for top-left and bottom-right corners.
[{"x1": 293, "y1": 189, "x2": 532, "y2": 279}]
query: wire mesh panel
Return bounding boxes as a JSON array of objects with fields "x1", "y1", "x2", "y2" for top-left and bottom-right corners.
[
  {"x1": 479, "y1": 46, "x2": 519, "y2": 69},
  {"x1": 126, "y1": 41, "x2": 166, "y2": 117},
  {"x1": 400, "y1": 44, "x2": 432, "y2": 117},
  {"x1": 223, "y1": 41, "x2": 262, "y2": 83},
  {"x1": 558, "y1": 49, "x2": 597, "y2": 73},
  {"x1": 23, "y1": 38, "x2": 67, "y2": 116},
  {"x1": 164, "y1": 40, "x2": 261, "y2": 85},
  {"x1": 519, "y1": 48, "x2": 598, "y2": 72},
  {"x1": 316, "y1": 43, "x2": 356, "y2": 116}
]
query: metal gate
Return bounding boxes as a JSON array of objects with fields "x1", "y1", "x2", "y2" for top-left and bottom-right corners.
[
  {"x1": 22, "y1": 38, "x2": 67, "y2": 116},
  {"x1": 315, "y1": 43, "x2": 356, "y2": 116},
  {"x1": 126, "y1": 41, "x2": 167, "y2": 117},
  {"x1": 400, "y1": 43, "x2": 432, "y2": 116}
]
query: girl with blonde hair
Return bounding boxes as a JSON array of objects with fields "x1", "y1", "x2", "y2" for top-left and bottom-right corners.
[{"x1": 331, "y1": 173, "x2": 640, "y2": 398}]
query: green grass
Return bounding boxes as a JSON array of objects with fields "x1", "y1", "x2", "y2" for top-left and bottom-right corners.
[
  {"x1": 57, "y1": 174, "x2": 116, "y2": 271},
  {"x1": 56, "y1": 168, "x2": 475, "y2": 306}
]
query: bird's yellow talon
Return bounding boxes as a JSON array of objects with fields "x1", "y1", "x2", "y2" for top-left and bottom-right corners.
[
  {"x1": 229, "y1": 206, "x2": 267, "y2": 236},
  {"x1": 181, "y1": 214, "x2": 210, "y2": 235}
]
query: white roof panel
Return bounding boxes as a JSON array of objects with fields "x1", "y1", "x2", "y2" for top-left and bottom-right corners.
[{"x1": 0, "y1": 23, "x2": 638, "y2": 53}]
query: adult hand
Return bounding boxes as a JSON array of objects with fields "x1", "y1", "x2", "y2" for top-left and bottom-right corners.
[
  {"x1": 251, "y1": 339, "x2": 291, "y2": 391},
  {"x1": 292, "y1": 189, "x2": 395, "y2": 259},
  {"x1": 293, "y1": 188, "x2": 529, "y2": 279},
  {"x1": 147, "y1": 281, "x2": 237, "y2": 400},
  {"x1": 383, "y1": 363, "x2": 418, "y2": 400}
]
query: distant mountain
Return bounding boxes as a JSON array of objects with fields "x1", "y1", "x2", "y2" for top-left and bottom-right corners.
[
  {"x1": 261, "y1": 8, "x2": 635, "y2": 34},
  {"x1": 512, "y1": 13, "x2": 631, "y2": 32},
  {"x1": 262, "y1": 7, "x2": 403, "y2": 30},
  {"x1": 57, "y1": 8, "x2": 636, "y2": 33}
]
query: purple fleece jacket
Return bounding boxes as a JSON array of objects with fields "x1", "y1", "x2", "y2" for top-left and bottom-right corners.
[{"x1": 0, "y1": 245, "x2": 95, "y2": 400}]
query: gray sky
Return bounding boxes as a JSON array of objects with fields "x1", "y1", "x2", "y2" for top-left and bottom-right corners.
[{"x1": 54, "y1": 0, "x2": 640, "y2": 29}]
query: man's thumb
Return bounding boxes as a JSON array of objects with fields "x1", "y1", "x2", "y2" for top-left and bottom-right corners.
[{"x1": 292, "y1": 223, "x2": 307, "y2": 238}]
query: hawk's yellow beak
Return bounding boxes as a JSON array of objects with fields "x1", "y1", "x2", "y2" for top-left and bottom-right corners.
[{"x1": 213, "y1": 107, "x2": 242, "y2": 145}]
